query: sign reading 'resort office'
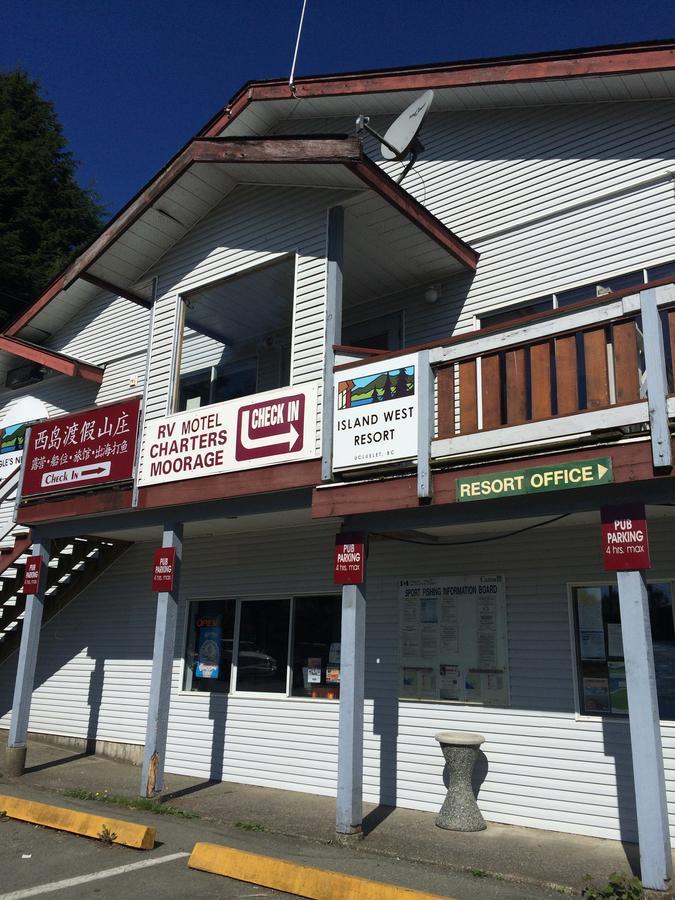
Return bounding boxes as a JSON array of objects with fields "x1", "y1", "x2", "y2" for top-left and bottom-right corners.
[
  {"x1": 138, "y1": 385, "x2": 318, "y2": 486},
  {"x1": 333, "y1": 353, "x2": 418, "y2": 471},
  {"x1": 456, "y1": 458, "x2": 613, "y2": 502}
]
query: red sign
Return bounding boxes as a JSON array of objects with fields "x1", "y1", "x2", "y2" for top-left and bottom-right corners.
[
  {"x1": 152, "y1": 547, "x2": 177, "y2": 592},
  {"x1": 601, "y1": 504, "x2": 651, "y2": 571},
  {"x1": 235, "y1": 393, "x2": 305, "y2": 462},
  {"x1": 334, "y1": 533, "x2": 367, "y2": 585},
  {"x1": 23, "y1": 555, "x2": 42, "y2": 594},
  {"x1": 22, "y1": 398, "x2": 141, "y2": 497}
]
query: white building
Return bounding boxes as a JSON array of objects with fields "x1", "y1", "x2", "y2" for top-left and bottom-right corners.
[{"x1": 2, "y1": 39, "x2": 675, "y2": 889}]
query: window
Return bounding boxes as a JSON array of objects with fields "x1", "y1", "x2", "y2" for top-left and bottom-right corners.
[
  {"x1": 478, "y1": 260, "x2": 675, "y2": 330},
  {"x1": 183, "y1": 595, "x2": 341, "y2": 699},
  {"x1": 175, "y1": 256, "x2": 294, "y2": 413},
  {"x1": 571, "y1": 582, "x2": 675, "y2": 719},
  {"x1": 342, "y1": 312, "x2": 403, "y2": 351},
  {"x1": 178, "y1": 359, "x2": 258, "y2": 412}
]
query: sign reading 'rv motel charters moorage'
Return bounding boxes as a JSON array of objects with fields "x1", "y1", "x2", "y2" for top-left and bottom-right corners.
[{"x1": 138, "y1": 385, "x2": 318, "y2": 486}]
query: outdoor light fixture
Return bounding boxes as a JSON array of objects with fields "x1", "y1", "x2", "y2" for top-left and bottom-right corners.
[{"x1": 425, "y1": 284, "x2": 440, "y2": 304}]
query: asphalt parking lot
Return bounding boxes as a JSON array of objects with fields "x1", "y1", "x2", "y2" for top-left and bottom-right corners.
[{"x1": 0, "y1": 817, "x2": 292, "y2": 899}]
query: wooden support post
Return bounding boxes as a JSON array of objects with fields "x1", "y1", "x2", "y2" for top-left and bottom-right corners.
[
  {"x1": 321, "y1": 206, "x2": 344, "y2": 482},
  {"x1": 6, "y1": 536, "x2": 51, "y2": 776},
  {"x1": 140, "y1": 523, "x2": 183, "y2": 797},
  {"x1": 417, "y1": 350, "x2": 433, "y2": 499},
  {"x1": 617, "y1": 569, "x2": 672, "y2": 892},
  {"x1": 336, "y1": 580, "x2": 366, "y2": 841},
  {"x1": 640, "y1": 287, "x2": 672, "y2": 470}
]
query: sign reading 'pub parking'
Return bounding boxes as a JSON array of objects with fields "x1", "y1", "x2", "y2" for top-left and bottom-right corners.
[{"x1": 601, "y1": 503, "x2": 651, "y2": 571}]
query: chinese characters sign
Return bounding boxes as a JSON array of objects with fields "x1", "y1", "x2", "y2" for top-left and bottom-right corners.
[
  {"x1": 22, "y1": 398, "x2": 141, "y2": 497},
  {"x1": 152, "y1": 547, "x2": 177, "y2": 592},
  {"x1": 601, "y1": 504, "x2": 651, "y2": 571}
]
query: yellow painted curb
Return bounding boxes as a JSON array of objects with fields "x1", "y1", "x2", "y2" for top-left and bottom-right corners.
[
  {"x1": 0, "y1": 794, "x2": 155, "y2": 850},
  {"x1": 188, "y1": 842, "x2": 451, "y2": 900}
]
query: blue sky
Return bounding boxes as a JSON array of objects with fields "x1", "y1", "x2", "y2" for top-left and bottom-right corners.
[{"x1": 4, "y1": 1, "x2": 674, "y2": 217}]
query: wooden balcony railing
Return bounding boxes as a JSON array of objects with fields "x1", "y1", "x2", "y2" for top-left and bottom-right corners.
[
  {"x1": 331, "y1": 280, "x2": 675, "y2": 493},
  {"x1": 430, "y1": 282, "x2": 675, "y2": 462},
  {"x1": 436, "y1": 316, "x2": 643, "y2": 438}
]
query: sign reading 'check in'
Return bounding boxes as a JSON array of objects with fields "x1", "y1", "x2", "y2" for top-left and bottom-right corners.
[
  {"x1": 138, "y1": 385, "x2": 318, "y2": 486},
  {"x1": 456, "y1": 458, "x2": 613, "y2": 502}
]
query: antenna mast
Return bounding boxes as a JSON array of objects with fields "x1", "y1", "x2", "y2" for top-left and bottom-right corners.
[{"x1": 289, "y1": 0, "x2": 309, "y2": 95}]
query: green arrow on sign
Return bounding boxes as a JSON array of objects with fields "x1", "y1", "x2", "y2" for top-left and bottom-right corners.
[{"x1": 456, "y1": 457, "x2": 613, "y2": 502}]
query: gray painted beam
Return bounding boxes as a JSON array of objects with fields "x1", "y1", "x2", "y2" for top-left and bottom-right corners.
[
  {"x1": 336, "y1": 579, "x2": 366, "y2": 838},
  {"x1": 140, "y1": 523, "x2": 183, "y2": 797},
  {"x1": 640, "y1": 287, "x2": 672, "y2": 470},
  {"x1": 6, "y1": 536, "x2": 51, "y2": 775},
  {"x1": 39, "y1": 487, "x2": 314, "y2": 540},
  {"x1": 417, "y1": 350, "x2": 433, "y2": 499},
  {"x1": 321, "y1": 206, "x2": 344, "y2": 482},
  {"x1": 132, "y1": 275, "x2": 159, "y2": 509},
  {"x1": 617, "y1": 569, "x2": 672, "y2": 892}
]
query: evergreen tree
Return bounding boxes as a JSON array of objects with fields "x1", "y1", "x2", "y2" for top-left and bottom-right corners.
[{"x1": 0, "y1": 70, "x2": 103, "y2": 325}]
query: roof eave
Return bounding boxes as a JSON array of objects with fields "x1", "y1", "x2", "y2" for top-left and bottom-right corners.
[
  {"x1": 201, "y1": 39, "x2": 675, "y2": 137},
  {"x1": 6, "y1": 135, "x2": 476, "y2": 338},
  {"x1": 0, "y1": 336, "x2": 104, "y2": 384}
]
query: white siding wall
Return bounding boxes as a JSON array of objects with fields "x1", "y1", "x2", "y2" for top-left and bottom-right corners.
[
  {"x1": 143, "y1": 185, "x2": 338, "y2": 424},
  {"x1": 281, "y1": 100, "x2": 675, "y2": 345},
  {"x1": 0, "y1": 292, "x2": 148, "y2": 545},
  {"x1": 2, "y1": 515, "x2": 675, "y2": 844},
  {"x1": 47, "y1": 293, "x2": 150, "y2": 366}
]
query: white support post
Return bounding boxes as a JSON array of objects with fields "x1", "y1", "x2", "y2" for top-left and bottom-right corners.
[
  {"x1": 140, "y1": 523, "x2": 183, "y2": 797},
  {"x1": 6, "y1": 536, "x2": 51, "y2": 776},
  {"x1": 336, "y1": 580, "x2": 366, "y2": 841},
  {"x1": 640, "y1": 287, "x2": 672, "y2": 470},
  {"x1": 417, "y1": 350, "x2": 434, "y2": 499},
  {"x1": 321, "y1": 206, "x2": 344, "y2": 482},
  {"x1": 617, "y1": 569, "x2": 672, "y2": 892}
]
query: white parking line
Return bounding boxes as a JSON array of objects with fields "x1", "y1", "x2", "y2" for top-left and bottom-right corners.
[{"x1": 0, "y1": 851, "x2": 190, "y2": 899}]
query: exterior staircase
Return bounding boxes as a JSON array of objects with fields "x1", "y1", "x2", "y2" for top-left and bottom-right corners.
[{"x1": 0, "y1": 528, "x2": 132, "y2": 666}]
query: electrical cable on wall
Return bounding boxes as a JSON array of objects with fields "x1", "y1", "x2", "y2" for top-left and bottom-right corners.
[{"x1": 373, "y1": 513, "x2": 570, "y2": 546}]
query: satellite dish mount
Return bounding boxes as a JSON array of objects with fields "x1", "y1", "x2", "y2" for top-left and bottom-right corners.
[{"x1": 355, "y1": 90, "x2": 434, "y2": 184}]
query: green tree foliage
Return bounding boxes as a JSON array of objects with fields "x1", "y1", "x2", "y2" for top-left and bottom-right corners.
[{"x1": 0, "y1": 70, "x2": 103, "y2": 324}]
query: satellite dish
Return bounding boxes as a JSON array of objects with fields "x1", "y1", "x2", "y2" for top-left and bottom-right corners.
[
  {"x1": 380, "y1": 90, "x2": 434, "y2": 160},
  {"x1": 355, "y1": 90, "x2": 434, "y2": 183}
]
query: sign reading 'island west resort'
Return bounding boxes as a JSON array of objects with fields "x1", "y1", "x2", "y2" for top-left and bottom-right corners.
[{"x1": 333, "y1": 353, "x2": 419, "y2": 471}]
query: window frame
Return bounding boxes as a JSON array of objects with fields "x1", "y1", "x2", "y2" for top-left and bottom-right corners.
[
  {"x1": 179, "y1": 591, "x2": 341, "y2": 701},
  {"x1": 342, "y1": 310, "x2": 405, "y2": 351},
  {"x1": 171, "y1": 253, "x2": 297, "y2": 415},
  {"x1": 567, "y1": 579, "x2": 675, "y2": 723},
  {"x1": 177, "y1": 356, "x2": 259, "y2": 413}
]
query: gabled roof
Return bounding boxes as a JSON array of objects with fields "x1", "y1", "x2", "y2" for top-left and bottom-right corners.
[
  {"x1": 3, "y1": 136, "x2": 477, "y2": 349},
  {"x1": 5, "y1": 38, "x2": 675, "y2": 375}
]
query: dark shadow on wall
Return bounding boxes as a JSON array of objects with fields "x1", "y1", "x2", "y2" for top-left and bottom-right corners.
[
  {"x1": 86, "y1": 655, "x2": 105, "y2": 754},
  {"x1": 602, "y1": 716, "x2": 641, "y2": 877}
]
